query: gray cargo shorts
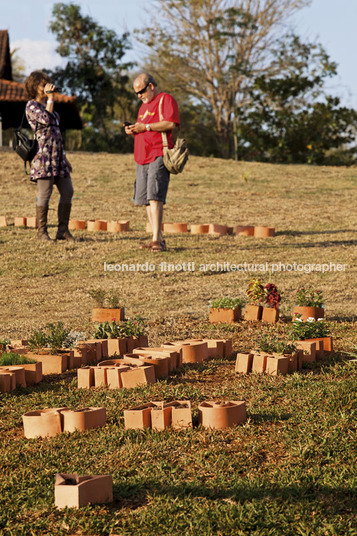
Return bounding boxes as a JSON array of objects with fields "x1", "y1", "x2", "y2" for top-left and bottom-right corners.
[{"x1": 134, "y1": 156, "x2": 170, "y2": 206}]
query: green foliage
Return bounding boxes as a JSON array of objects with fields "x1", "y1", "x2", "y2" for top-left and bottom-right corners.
[
  {"x1": 48, "y1": 2, "x2": 135, "y2": 152},
  {"x1": 246, "y1": 279, "x2": 265, "y2": 305},
  {"x1": 93, "y1": 317, "x2": 146, "y2": 339},
  {"x1": 255, "y1": 329, "x2": 296, "y2": 355},
  {"x1": 0, "y1": 352, "x2": 37, "y2": 366},
  {"x1": 237, "y1": 35, "x2": 357, "y2": 165},
  {"x1": 296, "y1": 288, "x2": 324, "y2": 307},
  {"x1": 209, "y1": 297, "x2": 245, "y2": 310},
  {"x1": 264, "y1": 283, "x2": 281, "y2": 309},
  {"x1": 89, "y1": 289, "x2": 123, "y2": 309},
  {"x1": 28, "y1": 322, "x2": 82, "y2": 354},
  {"x1": 290, "y1": 316, "x2": 330, "y2": 341},
  {"x1": 0, "y1": 339, "x2": 10, "y2": 351}
]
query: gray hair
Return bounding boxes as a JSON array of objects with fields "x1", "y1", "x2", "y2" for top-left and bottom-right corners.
[{"x1": 142, "y1": 73, "x2": 157, "y2": 87}]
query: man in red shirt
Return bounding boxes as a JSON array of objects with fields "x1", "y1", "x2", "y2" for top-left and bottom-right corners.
[{"x1": 125, "y1": 73, "x2": 180, "y2": 252}]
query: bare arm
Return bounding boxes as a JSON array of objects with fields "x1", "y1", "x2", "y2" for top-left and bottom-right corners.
[{"x1": 128, "y1": 121, "x2": 176, "y2": 134}]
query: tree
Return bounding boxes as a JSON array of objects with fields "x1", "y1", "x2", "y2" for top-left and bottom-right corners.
[
  {"x1": 48, "y1": 2, "x2": 135, "y2": 150},
  {"x1": 138, "y1": 0, "x2": 310, "y2": 158},
  {"x1": 236, "y1": 35, "x2": 357, "y2": 165}
]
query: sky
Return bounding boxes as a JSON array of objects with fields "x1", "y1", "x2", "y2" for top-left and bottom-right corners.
[{"x1": 2, "y1": 0, "x2": 357, "y2": 109}]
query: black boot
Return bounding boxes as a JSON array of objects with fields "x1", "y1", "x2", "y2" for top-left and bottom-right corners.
[
  {"x1": 36, "y1": 205, "x2": 52, "y2": 241},
  {"x1": 56, "y1": 203, "x2": 75, "y2": 241}
]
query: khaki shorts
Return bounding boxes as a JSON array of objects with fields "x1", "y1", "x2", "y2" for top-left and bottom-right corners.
[{"x1": 134, "y1": 156, "x2": 170, "y2": 206}]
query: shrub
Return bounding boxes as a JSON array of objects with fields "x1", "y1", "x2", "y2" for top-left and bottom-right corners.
[
  {"x1": 209, "y1": 297, "x2": 245, "y2": 310},
  {"x1": 0, "y1": 353, "x2": 37, "y2": 366}
]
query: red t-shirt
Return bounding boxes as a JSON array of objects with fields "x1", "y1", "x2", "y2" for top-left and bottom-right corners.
[{"x1": 134, "y1": 92, "x2": 180, "y2": 165}]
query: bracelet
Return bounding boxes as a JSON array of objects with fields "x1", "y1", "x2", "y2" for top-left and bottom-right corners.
[{"x1": 47, "y1": 99, "x2": 54, "y2": 103}]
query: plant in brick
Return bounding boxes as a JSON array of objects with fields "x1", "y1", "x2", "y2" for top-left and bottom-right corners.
[
  {"x1": 264, "y1": 283, "x2": 281, "y2": 309},
  {"x1": 255, "y1": 329, "x2": 296, "y2": 355},
  {"x1": 209, "y1": 297, "x2": 245, "y2": 309},
  {"x1": 295, "y1": 288, "x2": 324, "y2": 307},
  {"x1": 0, "y1": 352, "x2": 37, "y2": 366},
  {"x1": 28, "y1": 322, "x2": 83, "y2": 354},
  {"x1": 290, "y1": 315, "x2": 330, "y2": 341},
  {"x1": 246, "y1": 279, "x2": 265, "y2": 305}
]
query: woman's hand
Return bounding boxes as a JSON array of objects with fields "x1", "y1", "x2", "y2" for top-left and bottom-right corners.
[
  {"x1": 44, "y1": 83, "x2": 56, "y2": 95},
  {"x1": 64, "y1": 155, "x2": 72, "y2": 173}
]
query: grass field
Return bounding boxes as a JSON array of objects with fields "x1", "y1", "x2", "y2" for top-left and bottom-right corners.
[{"x1": 0, "y1": 150, "x2": 357, "y2": 535}]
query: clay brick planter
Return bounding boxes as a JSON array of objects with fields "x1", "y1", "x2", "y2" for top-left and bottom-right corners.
[
  {"x1": 24, "y1": 352, "x2": 71, "y2": 375},
  {"x1": 133, "y1": 347, "x2": 180, "y2": 370},
  {"x1": 133, "y1": 335, "x2": 149, "y2": 348},
  {"x1": 261, "y1": 307, "x2": 279, "y2": 323},
  {"x1": 26, "y1": 217, "x2": 38, "y2": 228},
  {"x1": 23, "y1": 407, "x2": 68, "y2": 438},
  {"x1": 78, "y1": 367, "x2": 95, "y2": 389},
  {"x1": 302, "y1": 339, "x2": 325, "y2": 360},
  {"x1": 92, "y1": 307, "x2": 125, "y2": 322},
  {"x1": 208, "y1": 223, "x2": 228, "y2": 236},
  {"x1": 68, "y1": 219, "x2": 86, "y2": 230},
  {"x1": 0, "y1": 366, "x2": 26, "y2": 387},
  {"x1": 107, "y1": 220, "x2": 130, "y2": 232},
  {"x1": 252, "y1": 353, "x2": 269, "y2": 373},
  {"x1": 292, "y1": 306, "x2": 325, "y2": 322},
  {"x1": 235, "y1": 353, "x2": 253, "y2": 374},
  {"x1": 106, "y1": 366, "x2": 131, "y2": 389},
  {"x1": 0, "y1": 216, "x2": 7, "y2": 227},
  {"x1": 87, "y1": 220, "x2": 107, "y2": 231},
  {"x1": 164, "y1": 341, "x2": 208, "y2": 364},
  {"x1": 94, "y1": 367, "x2": 108, "y2": 387},
  {"x1": 14, "y1": 217, "x2": 27, "y2": 227},
  {"x1": 0, "y1": 372, "x2": 16, "y2": 392},
  {"x1": 294, "y1": 340, "x2": 316, "y2": 363},
  {"x1": 236, "y1": 225, "x2": 254, "y2": 236},
  {"x1": 107, "y1": 337, "x2": 127, "y2": 356},
  {"x1": 124, "y1": 402, "x2": 156, "y2": 430},
  {"x1": 120, "y1": 365, "x2": 156, "y2": 388},
  {"x1": 265, "y1": 356, "x2": 289, "y2": 375},
  {"x1": 198, "y1": 400, "x2": 247, "y2": 429},
  {"x1": 303, "y1": 336, "x2": 333, "y2": 353},
  {"x1": 21, "y1": 362, "x2": 42, "y2": 384},
  {"x1": 151, "y1": 402, "x2": 172, "y2": 431},
  {"x1": 124, "y1": 353, "x2": 169, "y2": 379},
  {"x1": 254, "y1": 226, "x2": 275, "y2": 237},
  {"x1": 244, "y1": 304, "x2": 263, "y2": 321},
  {"x1": 190, "y1": 224, "x2": 209, "y2": 234},
  {"x1": 170, "y1": 400, "x2": 193, "y2": 429},
  {"x1": 163, "y1": 222, "x2": 188, "y2": 234},
  {"x1": 209, "y1": 307, "x2": 241, "y2": 324},
  {"x1": 55, "y1": 473, "x2": 113, "y2": 509},
  {"x1": 62, "y1": 407, "x2": 106, "y2": 433}
]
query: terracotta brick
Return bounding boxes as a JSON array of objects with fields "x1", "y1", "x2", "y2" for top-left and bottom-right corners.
[
  {"x1": 294, "y1": 341, "x2": 316, "y2": 364},
  {"x1": 235, "y1": 353, "x2": 253, "y2": 374},
  {"x1": 55, "y1": 473, "x2": 113, "y2": 509},
  {"x1": 0, "y1": 366, "x2": 26, "y2": 387},
  {"x1": 170, "y1": 401, "x2": 192, "y2": 429},
  {"x1": 120, "y1": 365, "x2": 156, "y2": 389},
  {"x1": 124, "y1": 353, "x2": 169, "y2": 379},
  {"x1": 21, "y1": 362, "x2": 42, "y2": 384},
  {"x1": 22, "y1": 408, "x2": 68, "y2": 438},
  {"x1": 106, "y1": 366, "x2": 131, "y2": 389},
  {"x1": 26, "y1": 217, "x2": 38, "y2": 228},
  {"x1": 0, "y1": 216, "x2": 7, "y2": 227},
  {"x1": 62, "y1": 407, "x2": 106, "y2": 433},
  {"x1": 209, "y1": 308, "x2": 241, "y2": 323},
  {"x1": 14, "y1": 217, "x2": 27, "y2": 227},
  {"x1": 24, "y1": 352, "x2": 70, "y2": 375},
  {"x1": 151, "y1": 403, "x2": 172, "y2": 431},
  {"x1": 252, "y1": 353, "x2": 269, "y2": 373},
  {"x1": 236, "y1": 225, "x2": 254, "y2": 236},
  {"x1": 208, "y1": 223, "x2": 228, "y2": 236},
  {"x1": 190, "y1": 224, "x2": 209, "y2": 234},
  {"x1": 198, "y1": 400, "x2": 247, "y2": 429},
  {"x1": 77, "y1": 367, "x2": 95, "y2": 389},
  {"x1": 254, "y1": 226, "x2": 275, "y2": 237},
  {"x1": 265, "y1": 356, "x2": 289, "y2": 375},
  {"x1": 124, "y1": 402, "x2": 155, "y2": 430},
  {"x1": 163, "y1": 222, "x2": 188, "y2": 233},
  {"x1": 244, "y1": 305, "x2": 263, "y2": 321}
]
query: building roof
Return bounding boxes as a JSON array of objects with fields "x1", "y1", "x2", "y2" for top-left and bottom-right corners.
[
  {"x1": 0, "y1": 30, "x2": 12, "y2": 81},
  {"x1": 0, "y1": 78, "x2": 78, "y2": 104}
]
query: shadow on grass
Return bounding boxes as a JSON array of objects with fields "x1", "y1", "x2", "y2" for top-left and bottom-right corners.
[
  {"x1": 277, "y1": 229, "x2": 355, "y2": 237},
  {"x1": 109, "y1": 480, "x2": 357, "y2": 513}
]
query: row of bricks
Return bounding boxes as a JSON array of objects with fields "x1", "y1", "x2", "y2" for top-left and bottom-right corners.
[
  {"x1": 23, "y1": 407, "x2": 106, "y2": 438},
  {"x1": 146, "y1": 222, "x2": 275, "y2": 237}
]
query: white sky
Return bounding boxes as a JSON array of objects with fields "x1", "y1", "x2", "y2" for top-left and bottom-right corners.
[{"x1": 3, "y1": 0, "x2": 357, "y2": 109}]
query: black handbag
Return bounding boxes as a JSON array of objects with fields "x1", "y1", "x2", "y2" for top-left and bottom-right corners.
[{"x1": 13, "y1": 113, "x2": 38, "y2": 174}]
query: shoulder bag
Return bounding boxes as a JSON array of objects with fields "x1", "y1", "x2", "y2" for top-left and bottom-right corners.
[{"x1": 159, "y1": 95, "x2": 189, "y2": 175}]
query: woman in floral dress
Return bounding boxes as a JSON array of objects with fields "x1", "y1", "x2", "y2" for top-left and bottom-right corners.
[{"x1": 25, "y1": 71, "x2": 74, "y2": 241}]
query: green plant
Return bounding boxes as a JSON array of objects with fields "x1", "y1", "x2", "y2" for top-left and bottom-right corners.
[
  {"x1": 0, "y1": 352, "x2": 37, "y2": 366},
  {"x1": 0, "y1": 339, "x2": 10, "y2": 351},
  {"x1": 93, "y1": 321, "x2": 125, "y2": 340},
  {"x1": 122, "y1": 316, "x2": 146, "y2": 337},
  {"x1": 88, "y1": 289, "x2": 123, "y2": 309},
  {"x1": 290, "y1": 315, "x2": 330, "y2": 340},
  {"x1": 209, "y1": 297, "x2": 245, "y2": 310},
  {"x1": 246, "y1": 279, "x2": 265, "y2": 305},
  {"x1": 88, "y1": 289, "x2": 107, "y2": 308},
  {"x1": 255, "y1": 330, "x2": 296, "y2": 355},
  {"x1": 28, "y1": 322, "x2": 78, "y2": 354},
  {"x1": 296, "y1": 288, "x2": 324, "y2": 307}
]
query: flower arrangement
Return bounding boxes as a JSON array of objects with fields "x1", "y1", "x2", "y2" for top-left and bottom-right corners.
[
  {"x1": 290, "y1": 315, "x2": 329, "y2": 341},
  {"x1": 247, "y1": 279, "x2": 281, "y2": 309},
  {"x1": 295, "y1": 288, "x2": 324, "y2": 307},
  {"x1": 209, "y1": 297, "x2": 245, "y2": 310}
]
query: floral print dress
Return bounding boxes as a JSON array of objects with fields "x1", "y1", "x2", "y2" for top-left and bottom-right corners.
[{"x1": 25, "y1": 100, "x2": 70, "y2": 182}]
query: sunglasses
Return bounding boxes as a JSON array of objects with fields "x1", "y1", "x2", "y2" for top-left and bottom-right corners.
[{"x1": 135, "y1": 82, "x2": 151, "y2": 96}]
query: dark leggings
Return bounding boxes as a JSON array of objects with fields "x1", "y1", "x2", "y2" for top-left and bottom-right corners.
[{"x1": 36, "y1": 176, "x2": 74, "y2": 207}]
